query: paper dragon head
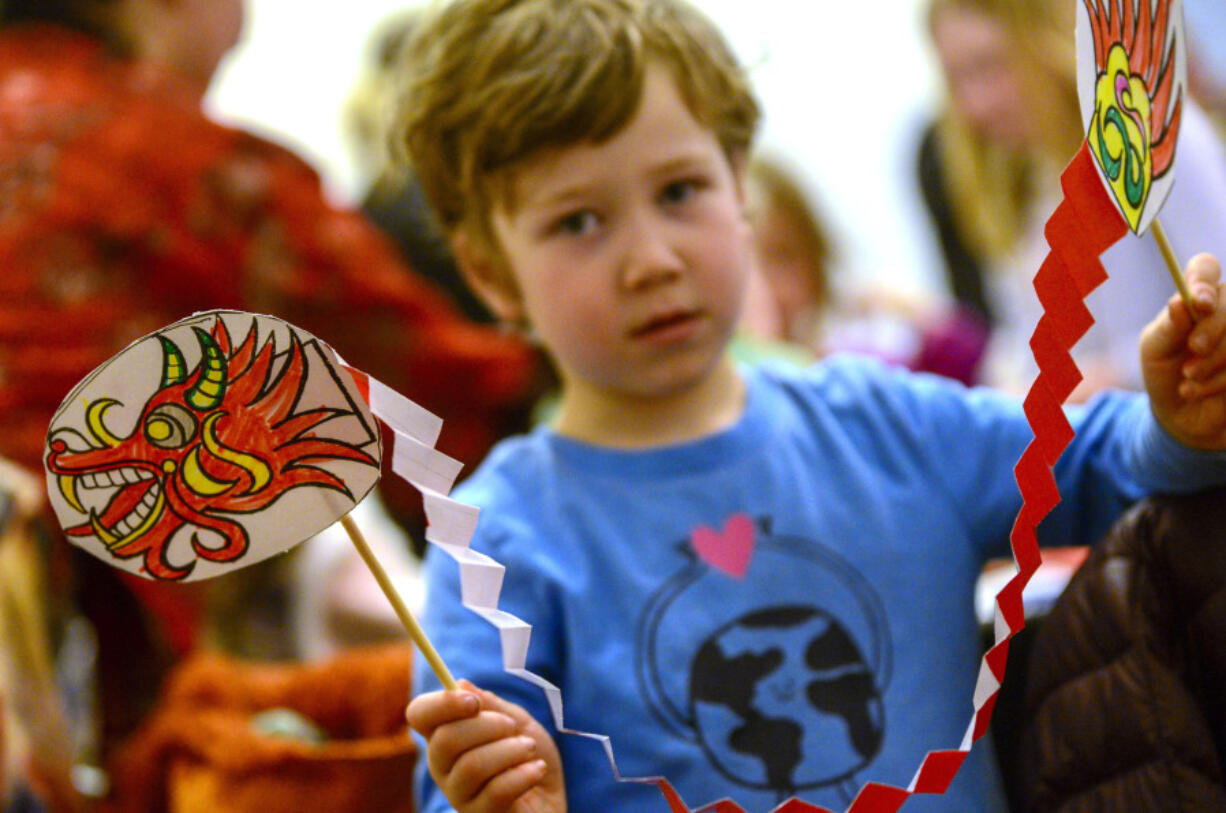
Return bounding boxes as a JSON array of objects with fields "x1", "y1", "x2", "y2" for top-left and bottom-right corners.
[
  {"x1": 44, "y1": 313, "x2": 380, "y2": 581},
  {"x1": 1080, "y1": 0, "x2": 1186, "y2": 233}
]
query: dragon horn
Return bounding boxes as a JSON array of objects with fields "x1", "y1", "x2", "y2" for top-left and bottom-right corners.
[
  {"x1": 185, "y1": 327, "x2": 228, "y2": 411},
  {"x1": 158, "y1": 336, "x2": 188, "y2": 388}
]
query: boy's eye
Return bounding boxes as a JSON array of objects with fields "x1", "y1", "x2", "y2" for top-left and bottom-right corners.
[
  {"x1": 660, "y1": 179, "x2": 699, "y2": 206},
  {"x1": 554, "y1": 211, "x2": 598, "y2": 236}
]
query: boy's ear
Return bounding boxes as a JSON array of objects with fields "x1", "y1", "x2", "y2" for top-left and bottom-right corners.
[{"x1": 451, "y1": 232, "x2": 526, "y2": 324}]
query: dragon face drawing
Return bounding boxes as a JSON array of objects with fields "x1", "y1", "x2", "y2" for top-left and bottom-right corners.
[
  {"x1": 44, "y1": 314, "x2": 380, "y2": 580},
  {"x1": 1081, "y1": 0, "x2": 1185, "y2": 231}
]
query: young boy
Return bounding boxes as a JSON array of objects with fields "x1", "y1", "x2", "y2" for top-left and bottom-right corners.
[{"x1": 399, "y1": 1, "x2": 1226, "y2": 810}]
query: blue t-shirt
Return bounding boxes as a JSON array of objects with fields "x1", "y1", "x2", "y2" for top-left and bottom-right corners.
[{"x1": 415, "y1": 357, "x2": 1226, "y2": 812}]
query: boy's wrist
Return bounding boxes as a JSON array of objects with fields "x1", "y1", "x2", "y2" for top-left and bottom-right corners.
[{"x1": 1132, "y1": 400, "x2": 1226, "y2": 490}]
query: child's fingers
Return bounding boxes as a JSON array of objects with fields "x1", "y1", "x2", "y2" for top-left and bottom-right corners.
[
  {"x1": 1182, "y1": 331, "x2": 1226, "y2": 383},
  {"x1": 1147, "y1": 288, "x2": 1223, "y2": 360},
  {"x1": 445, "y1": 735, "x2": 544, "y2": 809},
  {"x1": 1184, "y1": 253, "x2": 1223, "y2": 311},
  {"x1": 1150, "y1": 255, "x2": 1223, "y2": 357},
  {"x1": 470, "y1": 759, "x2": 549, "y2": 813},
  {"x1": 407, "y1": 685, "x2": 482, "y2": 739},
  {"x1": 1143, "y1": 293, "x2": 1196, "y2": 361},
  {"x1": 427, "y1": 709, "x2": 520, "y2": 780},
  {"x1": 1179, "y1": 365, "x2": 1226, "y2": 401},
  {"x1": 473, "y1": 686, "x2": 541, "y2": 731},
  {"x1": 1184, "y1": 294, "x2": 1226, "y2": 362},
  {"x1": 412, "y1": 682, "x2": 561, "y2": 810}
]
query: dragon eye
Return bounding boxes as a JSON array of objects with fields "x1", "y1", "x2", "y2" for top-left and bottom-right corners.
[{"x1": 144, "y1": 403, "x2": 199, "y2": 449}]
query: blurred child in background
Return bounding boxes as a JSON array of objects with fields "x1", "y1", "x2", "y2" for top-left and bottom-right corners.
[{"x1": 746, "y1": 153, "x2": 985, "y2": 384}]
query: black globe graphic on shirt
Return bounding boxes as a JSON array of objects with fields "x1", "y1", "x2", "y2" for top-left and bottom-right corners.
[
  {"x1": 637, "y1": 518, "x2": 890, "y2": 804},
  {"x1": 689, "y1": 605, "x2": 883, "y2": 792}
]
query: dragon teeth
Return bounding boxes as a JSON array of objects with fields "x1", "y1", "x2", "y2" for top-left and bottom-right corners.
[
  {"x1": 110, "y1": 483, "x2": 160, "y2": 537},
  {"x1": 80, "y1": 467, "x2": 154, "y2": 489}
]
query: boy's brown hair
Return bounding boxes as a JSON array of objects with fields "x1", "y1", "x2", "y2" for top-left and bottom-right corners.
[{"x1": 394, "y1": 0, "x2": 760, "y2": 269}]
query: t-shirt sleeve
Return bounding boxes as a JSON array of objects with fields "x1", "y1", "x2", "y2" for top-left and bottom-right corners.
[{"x1": 809, "y1": 356, "x2": 1226, "y2": 561}]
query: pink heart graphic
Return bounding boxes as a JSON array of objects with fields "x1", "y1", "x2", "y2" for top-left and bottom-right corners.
[{"x1": 690, "y1": 513, "x2": 756, "y2": 579}]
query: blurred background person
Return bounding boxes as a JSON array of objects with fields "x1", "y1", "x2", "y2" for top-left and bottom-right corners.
[
  {"x1": 344, "y1": 9, "x2": 501, "y2": 327},
  {"x1": 744, "y1": 152, "x2": 987, "y2": 384},
  {"x1": 0, "y1": 459, "x2": 83, "y2": 812},
  {"x1": 917, "y1": 0, "x2": 1226, "y2": 398},
  {"x1": 0, "y1": 0, "x2": 542, "y2": 807},
  {"x1": 344, "y1": 10, "x2": 556, "y2": 424},
  {"x1": 741, "y1": 153, "x2": 836, "y2": 356}
]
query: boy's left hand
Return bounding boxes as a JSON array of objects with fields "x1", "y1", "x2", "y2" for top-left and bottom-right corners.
[{"x1": 1141, "y1": 252, "x2": 1226, "y2": 450}]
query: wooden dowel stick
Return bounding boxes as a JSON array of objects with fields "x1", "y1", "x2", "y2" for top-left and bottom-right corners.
[
  {"x1": 1151, "y1": 218, "x2": 1197, "y2": 314},
  {"x1": 340, "y1": 513, "x2": 457, "y2": 691}
]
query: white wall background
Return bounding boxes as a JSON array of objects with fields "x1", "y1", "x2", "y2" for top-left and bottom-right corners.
[{"x1": 208, "y1": 1, "x2": 948, "y2": 299}]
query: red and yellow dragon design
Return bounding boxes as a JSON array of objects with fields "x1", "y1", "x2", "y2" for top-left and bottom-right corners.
[
  {"x1": 1082, "y1": 0, "x2": 1183, "y2": 230},
  {"x1": 45, "y1": 316, "x2": 378, "y2": 580}
]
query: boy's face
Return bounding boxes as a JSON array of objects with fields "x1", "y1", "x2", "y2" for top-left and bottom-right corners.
[{"x1": 483, "y1": 66, "x2": 752, "y2": 410}]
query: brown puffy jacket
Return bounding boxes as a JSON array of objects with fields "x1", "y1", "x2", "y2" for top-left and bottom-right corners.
[{"x1": 1017, "y1": 487, "x2": 1226, "y2": 812}]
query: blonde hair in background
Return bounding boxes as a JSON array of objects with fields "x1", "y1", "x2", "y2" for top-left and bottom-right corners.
[
  {"x1": 393, "y1": 0, "x2": 760, "y2": 279},
  {"x1": 343, "y1": 9, "x2": 423, "y2": 190},
  {"x1": 0, "y1": 462, "x2": 78, "y2": 809},
  {"x1": 925, "y1": 0, "x2": 1084, "y2": 262}
]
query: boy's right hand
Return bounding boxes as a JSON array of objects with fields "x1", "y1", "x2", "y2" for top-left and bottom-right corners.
[{"x1": 407, "y1": 680, "x2": 566, "y2": 813}]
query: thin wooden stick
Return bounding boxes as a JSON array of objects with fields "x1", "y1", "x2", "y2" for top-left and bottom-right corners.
[
  {"x1": 1151, "y1": 218, "x2": 1197, "y2": 314},
  {"x1": 340, "y1": 513, "x2": 457, "y2": 691}
]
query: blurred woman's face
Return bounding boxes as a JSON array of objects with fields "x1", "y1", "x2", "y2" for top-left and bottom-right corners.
[{"x1": 930, "y1": 5, "x2": 1032, "y2": 148}]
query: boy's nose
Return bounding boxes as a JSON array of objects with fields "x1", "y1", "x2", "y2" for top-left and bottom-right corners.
[{"x1": 621, "y1": 217, "x2": 684, "y2": 290}]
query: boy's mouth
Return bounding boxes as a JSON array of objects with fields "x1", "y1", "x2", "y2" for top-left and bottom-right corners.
[{"x1": 631, "y1": 309, "x2": 702, "y2": 342}]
